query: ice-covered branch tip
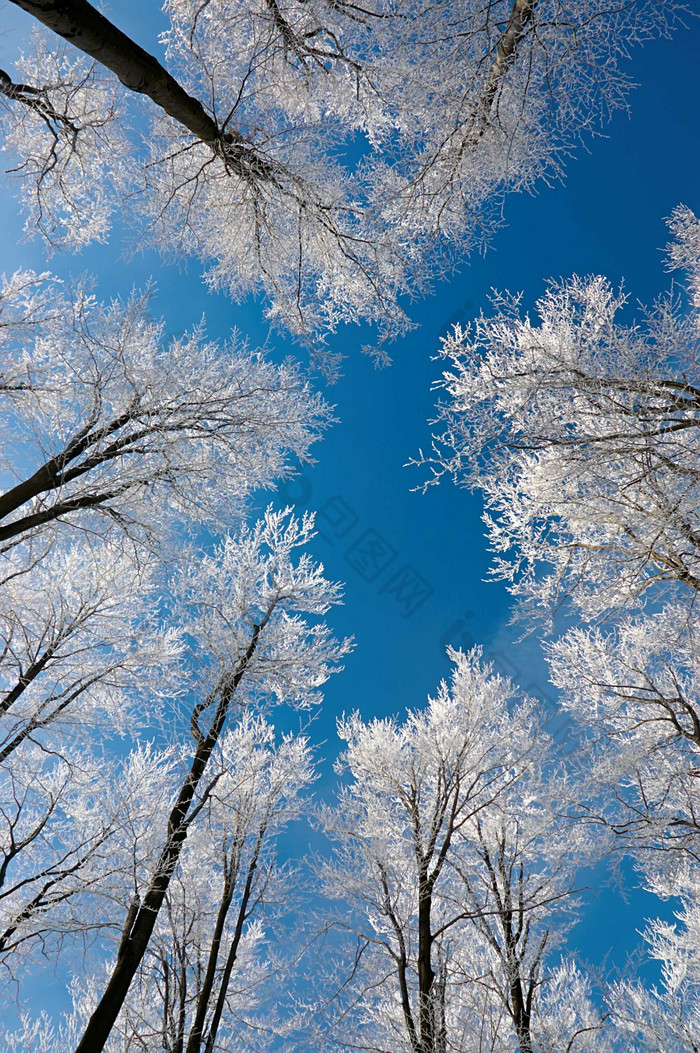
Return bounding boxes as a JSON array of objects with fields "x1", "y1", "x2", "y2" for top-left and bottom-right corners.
[{"x1": 668, "y1": 204, "x2": 700, "y2": 320}]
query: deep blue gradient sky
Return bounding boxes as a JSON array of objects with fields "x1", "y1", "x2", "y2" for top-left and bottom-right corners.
[{"x1": 1, "y1": 1, "x2": 699, "y2": 986}]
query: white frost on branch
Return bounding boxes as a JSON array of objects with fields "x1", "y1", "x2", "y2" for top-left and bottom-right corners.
[
  {"x1": 318, "y1": 648, "x2": 596, "y2": 1053},
  {"x1": 0, "y1": 270, "x2": 330, "y2": 549},
  {"x1": 0, "y1": 34, "x2": 130, "y2": 250},
  {"x1": 175, "y1": 507, "x2": 352, "y2": 710},
  {"x1": 0, "y1": 2, "x2": 679, "y2": 347},
  {"x1": 427, "y1": 266, "x2": 700, "y2": 622}
]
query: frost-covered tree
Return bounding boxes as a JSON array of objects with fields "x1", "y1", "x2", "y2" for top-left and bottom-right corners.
[
  {"x1": 424, "y1": 209, "x2": 700, "y2": 1042},
  {"x1": 1, "y1": 718, "x2": 316, "y2": 1052},
  {"x1": 0, "y1": 269, "x2": 329, "y2": 550},
  {"x1": 318, "y1": 649, "x2": 599, "y2": 1053},
  {"x1": 607, "y1": 861, "x2": 700, "y2": 1052},
  {"x1": 0, "y1": 258, "x2": 337, "y2": 1020},
  {"x1": 0, "y1": 540, "x2": 182, "y2": 764},
  {"x1": 0, "y1": 263, "x2": 330, "y2": 1006},
  {"x1": 550, "y1": 606, "x2": 700, "y2": 1049},
  {"x1": 1, "y1": 0, "x2": 676, "y2": 349},
  {"x1": 549, "y1": 607, "x2": 700, "y2": 860},
  {"x1": 69, "y1": 508, "x2": 349, "y2": 1053},
  {"x1": 424, "y1": 205, "x2": 700, "y2": 810},
  {"x1": 0, "y1": 508, "x2": 347, "y2": 1048},
  {"x1": 66, "y1": 717, "x2": 316, "y2": 1053},
  {"x1": 125, "y1": 721, "x2": 314, "y2": 1053},
  {"x1": 425, "y1": 234, "x2": 700, "y2": 624},
  {"x1": 0, "y1": 745, "x2": 115, "y2": 974}
]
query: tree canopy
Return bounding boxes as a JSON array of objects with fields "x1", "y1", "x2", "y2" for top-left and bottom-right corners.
[
  {"x1": 1, "y1": 0, "x2": 675, "y2": 357},
  {"x1": 0, "y1": 3, "x2": 698, "y2": 1051}
]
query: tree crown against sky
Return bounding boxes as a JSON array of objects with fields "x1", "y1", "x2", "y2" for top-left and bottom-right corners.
[
  {"x1": 69, "y1": 715, "x2": 316, "y2": 1053},
  {"x1": 1, "y1": 715, "x2": 318, "y2": 1053},
  {"x1": 0, "y1": 0, "x2": 681, "y2": 359},
  {"x1": 0, "y1": 251, "x2": 344, "y2": 1050},
  {"x1": 0, "y1": 506, "x2": 350, "y2": 1050},
  {"x1": 317, "y1": 648, "x2": 602, "y2": 1053},
  {"x1": 420, "y1": 209, "x2": 700, "y2": 1049},
  {"x1": 424, "y1": 208, "x2": 700, "y2": 808},
  {"x1": 0, "y1": 269, "x2": 331, "y2": 551},
  {"x1": 425, "y1": 211, "x2": 700, "y2": 625},
  {"x1": 0, "y1": 265, "x2": 332, "y2": 821},
  {"x1": 0, "y1": 4, "x2": 699, "y2": 1051}
]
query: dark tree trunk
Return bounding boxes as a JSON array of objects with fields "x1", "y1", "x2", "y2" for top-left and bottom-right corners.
[
  {"x1": 200, "y1": 841, "x2": 261, "y2": 1053},
  {"x1": 8, "y1": 0, "x2": 220, "y2": 142},
  {"x1": 417, "y1": 879, "x2": 435, "y2": 1053},
  {"x1": 184, "y1": 824, "x2": 264, "y2": 1053},
  {"x1": 510, "y1": 970, "x2": 533, "y2": 1053},
  {"x1": 0, "y1": 489, "x2": 122, "y2": 543}
]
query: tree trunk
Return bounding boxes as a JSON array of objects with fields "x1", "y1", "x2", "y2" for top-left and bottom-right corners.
[
  {"x1": 7, "y1": 0, "x2": 220, "y2": 142},
  {"x1": 184, "y1": 825, "x2": 265, "y2": 1053},
  {"x1": 200, "y1": 839, "x2": 262, "y2": 1053},
  {"x1": 468, "y1": 0, "x2": 537, "y2": 144},
  {"x1": 7, "y1": 0, "x2": 281, "y2": 183},
  {"x1": 510, "y1": 970, "x2": 532, "y2": 1053},
  {"x1": 417, "y1": 881, "x2": 435, "y2": 1053}
]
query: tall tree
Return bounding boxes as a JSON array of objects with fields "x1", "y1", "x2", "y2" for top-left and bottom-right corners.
[
  {"x1": 423, "y1": 208, "x2": 700, "y2": 1049},
  {"x1": 424, "y1": 265, "x2": 700, "y2": 624},
  {"x1": 0, "y1": 264, "x2": 334, "y2": 1042},
  {"x1": 72, "y1": 508, "x2": 349, "y2": 1052},
  {"x1": 43, "y1": 717, "x2": 316, "y2": 1053},
  {"x1": 318, "y1": 649, "x2": 599, "y2": 1053},
  {"x1": 423, "y1": 208, "x2": 700, "y2": 820},
  {"x1": 0, "y1": 508, "x2": 348, "y2": 1049},
  {"x1": 0, "y1": 0, "x2": 674, "y2": 351},
  {"x1": 116, "y1": 719, "x2": 313, "y2": 1053}
]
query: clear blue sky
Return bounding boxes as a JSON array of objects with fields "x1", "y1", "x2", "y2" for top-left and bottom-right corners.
[{"x1": 0, "y1": 1, "x2": 698, "y2": 988}]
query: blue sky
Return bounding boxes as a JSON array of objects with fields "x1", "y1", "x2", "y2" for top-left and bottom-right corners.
[{"x1": 1, "y1": 1, "x2": 699, "y2": 990}]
